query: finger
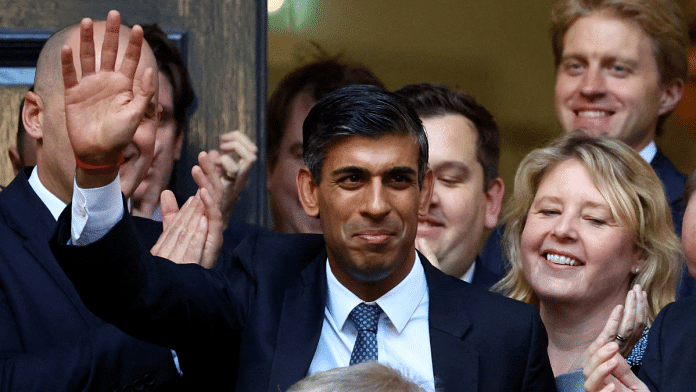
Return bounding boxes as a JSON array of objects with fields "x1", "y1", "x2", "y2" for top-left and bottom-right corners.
[
  {"x1": 585, "y1": 357, "x2": 623, "y2": 391},
  {"x1": 220, "y1": 140, "x2": 258, "y2": 168},
  {"x1": 181, "y1": 213, "x2": 208, "y2": 265},
  {"x1": 119, "y1": 24, "x2": 144, "y2": 80},
  {"x1": 130, "y1": 67, "x2": 156, "y2": 118},
  {"x1": 219, "y1": 131, "x2": 258, "y2": 154},
  {"x1": 61, "y1": 46, "x2": 79, "y2": 90},
  {"x1": 638, "y1": 289, "x2": 648, "y2": 329},
  {"x1": 582, "y1": 342, "x2": 624, "y2": 390},
  {"x1": 584, "y1": 341, "x2": 620, "y2": 377},
  {"x1": 598, "y1": 304, "x2": 624, "y2": 345},
  {"x1": 219, "y1": 154, "x2": 240, "y2": 180},
  {"x1": 169, "y1": 194, "x2": 206, "y2": 263},
  {"x1": 200, "y1": 187, "x2": 223, "y2": 269},
  {"x1": 155, "y1": 195, "x2": 198, "y2": 260},
  {"x1": 160, "y1": 189, "x2": 179, "y2": 229},
  {"x1": 79, "y1": 18, "x2": 96, "y2": 76},
  {"x1": 233, "y1": 131, "x2": 258, "y2": 153},
  {"x1": 100, "y1": 10, "x2": 121, "y2": 72},
  {"x1": 152, "y1": 196, "x2": 191, "y2": 259},
  {"x1": 618, "y1": 289, "x2": 637, "y2": 339},
  {"x1": 198, "y1": 150, "x2": 218, "y2": 177}
]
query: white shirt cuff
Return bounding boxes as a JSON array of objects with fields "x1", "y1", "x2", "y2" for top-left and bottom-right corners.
[{"x1": 71, "y1": 175, "x2": 124, "y2": 246}]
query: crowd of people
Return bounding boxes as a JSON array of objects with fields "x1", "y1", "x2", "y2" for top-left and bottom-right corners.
[{"x1": 2, "y1": 0, "x2": 696, "y2": 391}]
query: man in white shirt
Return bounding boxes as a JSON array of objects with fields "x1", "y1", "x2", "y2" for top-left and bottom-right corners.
[{"x1": 51, "y1": 12, "x2": 557, "y2": 391}]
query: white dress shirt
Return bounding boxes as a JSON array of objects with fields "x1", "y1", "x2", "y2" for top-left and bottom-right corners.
[
  {"x1": 28, "y1": 167, "x2": 66, "y2": 221},
  {"x1": 460, "y1": 260, "x2": 475, "y2": 283},
  {"x1": 308, "y1": 254, "x2": 435, "y2": 391},
  {"x1": 638, "y1": 140, "x2": 657, "y2": 164}
]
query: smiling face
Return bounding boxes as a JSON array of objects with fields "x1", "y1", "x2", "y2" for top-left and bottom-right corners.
[
  {"x1": 132, "y1": 73, "x2": 182, "y2": 213},
  {"x1": 298, "y1": 134, "x2": 432, "y2": 300},
  {"x1": 554, "y1": 12, "x2": 680, "y2": 151},
  {"x1": 520, "y1": 159, "x2": 641, "y2": 309},
  {"x1": 417, "y1": 114, "x2": 498, "y2": 277}
]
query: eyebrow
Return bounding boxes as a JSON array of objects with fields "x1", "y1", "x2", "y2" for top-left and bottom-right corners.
[
  {"x1": 330, "y1": 166, "x2": 417, "y2": 178},
  {"x1": 385, "y1": 166, "x2": 418, "y2": 178},
  {"x1": 331, "y1": 166, "x2": 368, "y2": 177},
  {"x1": 432, "y1": 161, "x2": 470, "y2": 175}
]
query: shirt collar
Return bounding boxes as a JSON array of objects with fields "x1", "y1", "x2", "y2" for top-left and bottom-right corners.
[
  {"x1": 326, "y1": 252, "x2": 428, "y2": 334},
  {"x1": 638, "y1": 141, "x2": 657, "y2": 164},
  {"x1": 460, "y1": 260, "x2": 476, "y2": 283},
  {"x1": 28, "y1": 167, "x2": 67, "y2": 221}
]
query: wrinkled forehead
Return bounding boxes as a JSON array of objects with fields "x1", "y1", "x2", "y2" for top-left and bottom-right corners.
[{"x1": 65, "y1": 21, "x2": 157, "y2": 80}]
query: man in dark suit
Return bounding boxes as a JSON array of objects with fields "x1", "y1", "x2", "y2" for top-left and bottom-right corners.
[
  {"x1": 481, "y1": 0, "x2": 694, "y2": 296},
  {"x1": 395, "y1": 83, "x2": 504, "y2": 289},
  {"x1": 51, "y1": 14, "x2": 557, "y2": 391},
  {"x1": 0, "y1": 13, "x2": 185, "y2": 391}
]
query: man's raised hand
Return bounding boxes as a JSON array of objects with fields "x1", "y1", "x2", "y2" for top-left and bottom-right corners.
[{"x1": 62, "y1": 11, "x2": 156, "y2": 183}]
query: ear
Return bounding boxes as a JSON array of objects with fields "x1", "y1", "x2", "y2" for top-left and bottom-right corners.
[
  {"x1": 484, "y1": 177, "x2": 505, "y2": 230},
  {"x1": 22, "y1": 91, "x2": 44, "y2": 142},
  {"x1": 7, "y1": 147, "x2": 22, "y2": 176},
  {"x1": 418, "y1": 169, "x2": 434, "y2": 217},
  {"x1": 657, "y1": 79, "x2": 684, "y2": 116},
  {"x1": 297, "y1": 165, "x2": 320, "y2": 218},
  {"x1": 173, "y1": 131, "x2": 184, "y2": 160}
]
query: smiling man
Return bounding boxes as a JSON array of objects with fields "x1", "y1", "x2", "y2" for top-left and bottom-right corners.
[
  {"x1": 396, "y1": 83, "x2": 504, "y2": 288},
  {"x1": 0, "y1": 12, "x2": 186, "y2": 391},
  {"x1": 50, "y1": 28, "x2": 557, "y2": 390},
  {"x1": 551, "y1": 0, "x2": 688, "y2": 231}
]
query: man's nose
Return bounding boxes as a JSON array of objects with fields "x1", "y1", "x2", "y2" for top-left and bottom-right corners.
[
  {"x1": 580, "y1": 67, "x2": 607, "y2": 98},
  {"x1": 362, "y1": 179, "x2": 390, "y2": 220}
]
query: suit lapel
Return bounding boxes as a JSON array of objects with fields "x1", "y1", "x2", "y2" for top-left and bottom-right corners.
[
  {"x1": 0, "y1": 168, "x2": 93, "y2": 325},
  {"x1": 268, "y1": 251, "x2": 328, "y2": 391},
  {"x1": 422, "y1": 255, "x2": 480, "y2": 391}
]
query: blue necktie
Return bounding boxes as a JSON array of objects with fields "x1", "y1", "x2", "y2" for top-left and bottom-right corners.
[{"x1": 349, "y1": 303, "x2": 383, "y2": 365}]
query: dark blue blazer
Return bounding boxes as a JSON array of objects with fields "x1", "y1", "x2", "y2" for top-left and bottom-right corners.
[
  {"x1": 471, "y1": 255, "x2": 503, "y2": 289},
  {"x1": 0, "y1": 168, "x2": 180, "y2": 391},
  {"x1": 51, "y1": 207, "x2": 557, "y2": 392},
  {"x1": 638, "y1": 297, "x2": 696, "y2": 391}
]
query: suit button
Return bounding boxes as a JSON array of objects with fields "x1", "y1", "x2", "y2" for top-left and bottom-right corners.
[{"x1": 143, "y1": 374, "x2": 154, "y2": 386}]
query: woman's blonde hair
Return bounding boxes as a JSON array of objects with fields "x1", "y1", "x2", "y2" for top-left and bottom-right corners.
[{"x1": 493, "y1": 132, "x2": 682, "y2": 323}]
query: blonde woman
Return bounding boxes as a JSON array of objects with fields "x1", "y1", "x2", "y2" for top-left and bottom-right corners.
[{"x1": 494, "y1": 132, "x2": 682, "y2": 390}]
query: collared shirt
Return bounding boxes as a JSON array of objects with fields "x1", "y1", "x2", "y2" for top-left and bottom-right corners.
[
  {"x1": 460, "y1": 260, "x2": 475, "y2": 283},
  {"x1": 28, "y1": 167, "x2": 66, "y2": 221},
  {"x1": 639, "y1": 140, "x2": 657, "y2": 164},
  {"x1": 308, "y1": 254, "x2": 434, "y2": 390}
]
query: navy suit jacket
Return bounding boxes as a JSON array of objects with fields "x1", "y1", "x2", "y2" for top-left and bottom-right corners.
[
  {"x1": 638, "y1": 297, "x2": 696, "y2": 391},
  {"x1": 0, "y1": 168, "x2": 180, "y2": 391},
  {"x1": 471, "y1": 255, "x2": 502, "y2": 289},
  {"x1": 51, "y1": 206, "x2": 557, "y2": 392}
]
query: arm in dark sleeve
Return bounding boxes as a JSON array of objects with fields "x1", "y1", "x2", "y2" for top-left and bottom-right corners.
[
  {"x1": 50, "y1": 200, "x2": 254, "y2": 373},
  {"x1": 0, "y1": 280, "x2": 180, "y2": 392},
  {"x1": 522, "y1": 306, "x2": 558, "y2": 392}
]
